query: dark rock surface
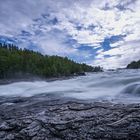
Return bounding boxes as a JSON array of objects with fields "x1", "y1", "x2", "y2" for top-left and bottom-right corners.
[{"x1": 0, "y1": 94, "x2": 140, "y2": 140}]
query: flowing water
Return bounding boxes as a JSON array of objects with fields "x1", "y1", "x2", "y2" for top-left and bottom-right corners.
[{"x1": 0, "y1": 69, "x2": 140, "y2": 103}]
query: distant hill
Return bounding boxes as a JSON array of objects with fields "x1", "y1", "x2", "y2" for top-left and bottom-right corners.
[
  {"x1": 0, "y1": 43, "x2": 102, "y2": 79},
  {"x1": 127, "y1": 60, "x2": 140, "y2": 69}
]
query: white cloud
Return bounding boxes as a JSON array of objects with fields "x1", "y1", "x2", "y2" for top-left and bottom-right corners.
[
  {"x1": 0, "y1": 0, "x2": 140, "y2": 68},
  {"x1": 93, "y1": 40, "x2": 140, "y2": 68}
]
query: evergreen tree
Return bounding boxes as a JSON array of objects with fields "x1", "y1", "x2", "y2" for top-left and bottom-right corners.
[
  {"x1": 127, "y1": 60, "x2": 140, "y2": 69},
  {"x1": 0, "y1": 43, "x2": 103, "y2": 79}
]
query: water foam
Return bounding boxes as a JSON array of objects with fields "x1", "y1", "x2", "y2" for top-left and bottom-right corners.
[{"x1": 0, "y1": 69, "x2": 140, "y2": 103}]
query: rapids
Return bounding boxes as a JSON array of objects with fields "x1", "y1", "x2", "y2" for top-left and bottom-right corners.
[{"x1": 0, "y1": 69, "x2": 140, "y2": 103}]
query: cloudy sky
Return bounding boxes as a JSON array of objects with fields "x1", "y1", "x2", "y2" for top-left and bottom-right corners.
[{"x1": 0, "y1": 0, "x2": 140, "y2": 68}]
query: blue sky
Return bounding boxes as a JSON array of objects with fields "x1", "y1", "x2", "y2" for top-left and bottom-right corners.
[{"x1": 0, "y1": 0, "x2": 140, "y2": 68}]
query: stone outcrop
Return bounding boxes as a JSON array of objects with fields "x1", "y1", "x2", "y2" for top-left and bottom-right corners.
[{"x1": 0, "y1": 94, "x2": 140, "y2": 140}]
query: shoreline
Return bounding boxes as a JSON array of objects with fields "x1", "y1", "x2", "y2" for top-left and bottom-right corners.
[{"x1": 0, "y1": 74, "x2": 85, "y2": 85}]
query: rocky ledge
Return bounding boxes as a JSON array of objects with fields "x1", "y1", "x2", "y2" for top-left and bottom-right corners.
[{"x1": 0, "y1": 94, "x2": 140, "y2": 140}]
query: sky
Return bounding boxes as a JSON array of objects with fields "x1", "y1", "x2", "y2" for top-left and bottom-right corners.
[{"x1": 0, "y1": 0, "x2": 140, "y2": 69}]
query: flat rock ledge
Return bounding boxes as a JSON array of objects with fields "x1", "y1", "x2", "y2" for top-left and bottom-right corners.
[{"x1": 0, "y1": 94, "x2": 140, "y2": 140}]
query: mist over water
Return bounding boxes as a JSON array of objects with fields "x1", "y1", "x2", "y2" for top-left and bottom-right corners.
[{"x1": 0, "y1": 69, "x2": 140, "y2": 103}]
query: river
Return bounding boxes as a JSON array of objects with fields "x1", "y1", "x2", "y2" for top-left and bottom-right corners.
[{"x1": 0, "y1": 69, "x2": 140, "y2": 103}]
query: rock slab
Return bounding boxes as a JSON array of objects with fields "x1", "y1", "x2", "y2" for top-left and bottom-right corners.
[{"x1": 0, "y1": 94, "x2": 140, "y2": 140}]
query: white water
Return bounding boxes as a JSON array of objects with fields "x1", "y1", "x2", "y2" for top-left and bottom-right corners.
[{"x1": 0, "y1": 69, "x2": 140, "y2": 103}]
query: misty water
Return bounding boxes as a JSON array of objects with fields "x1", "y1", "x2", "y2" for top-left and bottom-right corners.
[{"x1": 0, "y1": 69, "x2": 140, "y2": 103}]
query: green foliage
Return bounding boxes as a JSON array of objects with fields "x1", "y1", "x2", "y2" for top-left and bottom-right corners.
[
  {"x1": 0, "y1": 43, "x2": 103, "y2": 79},
  {"x1": 127, "y1": 60, "x2": 140, "y2": 69}
]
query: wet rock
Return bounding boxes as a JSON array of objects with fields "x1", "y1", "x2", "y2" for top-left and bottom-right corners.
[
  {"x1": 4, "y1": 134, "x2": 15, "y2": 140},
  {"x1": 0, "y1": 95, "x2": 140, "y2": 139},
  {"x1": 19, "y1": 121, "x2": 41, "y2": 137},
  {"x1": 0, "y1": 122, "x2": 13, "y2": 131}
]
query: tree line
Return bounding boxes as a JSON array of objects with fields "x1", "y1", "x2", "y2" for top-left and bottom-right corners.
[
  {"x1": 127, "y1": 60, "x2": 140, "y2": 69},
  {"x1": 0, "y1": 43, "x2": 102, "y2": 79}
]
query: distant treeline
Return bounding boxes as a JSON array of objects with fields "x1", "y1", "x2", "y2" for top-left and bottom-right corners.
[
  {"x1": 0, "y1": 43, "x2": 102, "y2": 79},
  {"x1": 127, "y1": 60, "x2": 140, "y2": 69}
]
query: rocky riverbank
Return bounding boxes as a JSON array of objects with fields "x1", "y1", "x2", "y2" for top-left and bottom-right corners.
[{"x1": 0, "y1": 94, "x2": 140, "y2": 140}]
